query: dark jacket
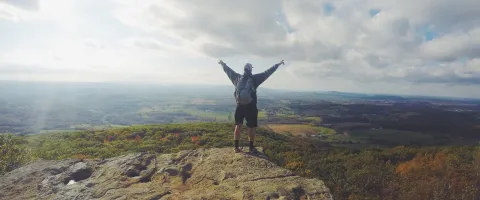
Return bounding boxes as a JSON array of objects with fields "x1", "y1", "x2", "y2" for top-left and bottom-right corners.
[{"x1": 221, "y1": 63, "x2": 280, "y2": 105}]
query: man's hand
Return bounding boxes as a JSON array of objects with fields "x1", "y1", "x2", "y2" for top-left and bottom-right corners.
[
  {"x1": 278, "y1": 60, "x2": 285, "y2": 66},
  {"x1": 218, "y1": 60, "x2": 226, "y2": 65}
]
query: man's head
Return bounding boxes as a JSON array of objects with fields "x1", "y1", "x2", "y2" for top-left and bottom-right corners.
[{"x1": 244, "y1": 63, "x2": 253, "y2": 73}]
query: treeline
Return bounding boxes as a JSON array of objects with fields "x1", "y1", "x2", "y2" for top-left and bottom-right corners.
[
  {"x1": 1, "y1": 123, "x2": 479, "y2": 200},
  {"x1": 264, "y1": 138, "x2": 480, "y2": 200}
]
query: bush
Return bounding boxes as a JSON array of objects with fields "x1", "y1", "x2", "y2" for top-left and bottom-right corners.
[
  {"x1": 0, "y1": 134, "x2": 34, "y2": 175},
  {"x1": 3, "y1": 123, "x2": 479, "y2": 200}
]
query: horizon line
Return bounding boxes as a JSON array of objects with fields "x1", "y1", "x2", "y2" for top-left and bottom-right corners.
[{"x1": 1, "y1": 79, "x2": 479, "y2": 101}]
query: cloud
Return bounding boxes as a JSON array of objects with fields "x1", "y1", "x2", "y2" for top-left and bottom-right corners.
[
  {"x1": 113, "y1": 0, "x2": 480, "y2": 86},
  {"x1": 420, "y1": 28, "x2": 480, "y2": 62},
  {"x1": 0, "y1": 0, "x2": 479, "y2": 98},
  {"x1": 122, "y1": 37, "x2": 173, "y2": 51},
  {"x1": 4, "y1": 0, "x2": 40, "y2": 11},
  {"x1": 0, "y1": 35, "x2": 221, "y2": 85},
  {"x1": 0, "y1": 0, "x2": 78, "y2": 27},
  {"x1": 368, "y1": 0, "x2": 480, "y2": 32},
  {"x1": 0, "y1": 1, "x2": 37, "y2": 21}
]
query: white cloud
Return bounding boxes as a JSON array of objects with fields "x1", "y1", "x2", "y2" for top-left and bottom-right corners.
[
  {"x1": 38, "y1": 0, "x2": 77, "y2": 25},
  {"x1": 0, "y1": 1, "x2": 38, "y2": 21},
  {"x1": 368, "y1": 0, "x2": 480, "y2": 31},
  {"x1": 420, "y1": 28, "x2": 480, "y2": 62},
  {"x1": 0, "y1": 0, "x2": 80, "y2": 30},
  {"x1": 0, "y1": 35, "x2": 221, "y2": 85},
  {"x1": 1, "y1": 0, "x2": 480, "y2": 98},
  {"x1": 112, "y1": 0, "x2": 480, "y2": 87}
]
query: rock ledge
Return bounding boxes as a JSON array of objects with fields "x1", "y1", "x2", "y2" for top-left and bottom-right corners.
[{"x1": 0, "y1": 148, "x2": 332, "y2": 200}]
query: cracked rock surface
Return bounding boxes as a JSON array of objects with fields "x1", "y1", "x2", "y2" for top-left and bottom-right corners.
[{"x1": 0, "y1": 148, "x2": 332, "y2": 200}]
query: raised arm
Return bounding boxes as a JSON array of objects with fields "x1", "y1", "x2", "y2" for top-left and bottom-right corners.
[
  {"x1": 253, "y1": 60, "x2": 284, "y2": 86},
  {"x1": 219, "y1": 60, "x2": 240, "y2": 86}
]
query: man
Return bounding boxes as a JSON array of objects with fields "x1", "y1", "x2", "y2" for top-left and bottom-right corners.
[{"x1": 219, "y1": 59, "x2": 285, "y2": 153}]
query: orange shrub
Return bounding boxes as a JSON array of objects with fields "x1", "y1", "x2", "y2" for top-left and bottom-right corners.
[{"x1": 286, "y1": 161, "x2": 304, "y2": 170}]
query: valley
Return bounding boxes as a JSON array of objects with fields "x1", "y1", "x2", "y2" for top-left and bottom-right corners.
[{"x1": 1, "y1": 81, "x2": 480, "y2": 199}]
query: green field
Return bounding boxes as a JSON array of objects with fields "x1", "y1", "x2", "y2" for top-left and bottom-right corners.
[
  {"x1": 138, "y1": 105, "x2": 231, "y2": 122},
  {"x1": 182, "y1": 108, "x2": 230, "y2": 121},
  {"x1": 304, "y1": 116, "x2": 322, "y2": 123},
  {"x1": 312, "y1": 126, "x2": 336, "y2": 135},
  {"x1": 267, "y1": 124, "x2": 317, "y2": 136},
  {"x1": 258, "y1": 111, "x2": 267, "y2": 119},
  {"x1": 266, "y1": 124, "x2": 336, "y2": 137}
]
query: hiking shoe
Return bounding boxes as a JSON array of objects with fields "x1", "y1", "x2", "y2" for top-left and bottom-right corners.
[
  {"x1": 234, "y1": 147, "x2": 243, "y2": 153},
  {"x1": 249, "y1": 147, "x2": 259, "y2": 153}
]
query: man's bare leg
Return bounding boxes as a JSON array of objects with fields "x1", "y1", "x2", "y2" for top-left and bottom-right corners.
[
  {"x1": 234, "y1": 124, "x2": 242, "y2": 152},
  {"x1": 248, "y1": 127, "x2": 255, "y2": 143},
  {"x1": 234, "y1": 124, "x2": 242, "y2": 140}
]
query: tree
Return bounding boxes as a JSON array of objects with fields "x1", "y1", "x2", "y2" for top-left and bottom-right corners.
[{"x1": 395, "y1": 151, "x2": 478, "y2": 200}]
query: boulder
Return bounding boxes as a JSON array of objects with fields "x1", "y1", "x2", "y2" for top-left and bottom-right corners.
[{"x1": 0, "y1": 148, "x2": 332, "y2": 200}]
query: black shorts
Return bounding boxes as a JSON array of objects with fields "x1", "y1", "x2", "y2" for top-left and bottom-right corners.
[{"x1": 234, "y1": 104, "x2": 258, "y2": 128}]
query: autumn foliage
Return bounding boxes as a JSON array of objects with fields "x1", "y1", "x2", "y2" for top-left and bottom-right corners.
[
  {"x1": 191, "y1": 135, "x2": 200, "y2": 145},
  {"x1": 395, "y1": 151, "x2": 478, "y2": 200},
  {"x1": 285, "y1": 161, "x2": 304, "y2": 170},
  {"x1": 134, "y1": 135, "x2": 142, "y2": 141},
  {"x1": 2, "y1": 123, "x2": 479, "y2": 200},
  {"x1": 266, "y1": 137, "x2": 480, "y2": 200}
]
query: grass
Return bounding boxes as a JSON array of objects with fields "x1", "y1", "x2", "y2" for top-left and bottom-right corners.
[
  {"x1": 275, "y1": 114, "x2": 297, "y2": 118},
  {"x1": 267, "y1": 124, "x2": 317, "y2": 136},
  {"x1": 139, "y1": 105, "x2": 231, "y2": 122},
  {"x1": 324, "y1": 132, "x2": 360, "y2": 143},
  {"x1": 182, "y1": 108, "x2": 230, "y2": 121},
  {"x1": 312, "y1": 126, "x2": 336, "y2": 135},
  {"x1": 258, "y1": 111, "x2": 267, "y2": 119},
  {"x1": 267, "y1": 124, "x2": 337, "y2": 137},
  {"x1": 304, "y1": 116, "x2": 322, "y2": 123}
]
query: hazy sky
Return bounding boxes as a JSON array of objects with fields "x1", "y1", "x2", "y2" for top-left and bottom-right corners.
[{"x1": 0, "y1": 0, "x2": 479, "y2": 98}]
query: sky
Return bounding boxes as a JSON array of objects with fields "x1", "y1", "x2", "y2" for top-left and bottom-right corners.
[{"x1": 0, "y1": 0, "x2": 479, "y2": 98}]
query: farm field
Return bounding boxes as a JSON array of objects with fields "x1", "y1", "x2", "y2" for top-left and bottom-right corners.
[{"x1": 267, "y1": 124, "x2": 319, "y2": 136}]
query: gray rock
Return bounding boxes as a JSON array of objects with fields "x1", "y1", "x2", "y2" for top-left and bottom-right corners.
[
  {"x1": 68, "y1": 162, "x2": 92, "y2": 182},
  {"x1": 125, "y1": 166, "x2": 139, "y2": 177},
  {"x1": 0, "y1": 148, "x2": 333, "y2": 200},
  {"x1": 162, "y1": 168, "x2": 179, "y2": 176}
]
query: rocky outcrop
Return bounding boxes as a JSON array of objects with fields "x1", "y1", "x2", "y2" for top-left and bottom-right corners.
[{"x1": 0, "y1": 148, "x2": 332, "y2": 200}]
